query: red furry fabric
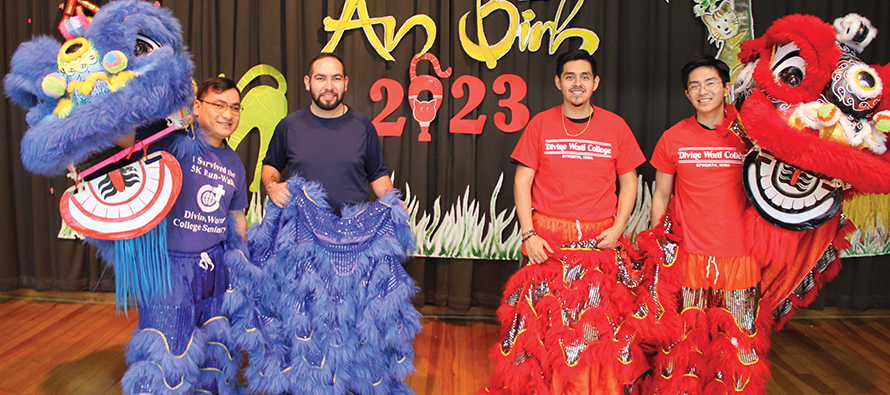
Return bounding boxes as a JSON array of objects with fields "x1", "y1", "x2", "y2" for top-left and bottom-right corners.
[
  {"x1": 634, "y1": 208, "x2": 775, "y2": 394},
  {"x1": 641, "y1": 304, "x2": 772, "y2": 395},
  {"x1": 738, "y1": 14, "x2": 840, "y2": 104},
  {"x1": 629, "y1": 228, "x2": 684, "y2": 347},
  {"x1": 740, "y1": 90, "x2": 890, "y2": 193},
  {"x1": 482, "y1": 262, "x2": 555, "y2": 395},
  {"x1": 703, "y1": 309, "x2": 772, "y2": 395},
  {"x1": 647, "y1": 308, "x2": 709, "y2": 395},
  {"x1": 770, "y1": 218, "x2": 854, "y2": 330},
  {"x1": 833, "y1": 216, "x2": 856, "y2": 251},
  {"x1": 480, "y1": 239, "x2": 648, "y2": 395}
]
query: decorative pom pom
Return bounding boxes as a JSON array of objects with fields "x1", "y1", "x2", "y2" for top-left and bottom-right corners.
[
  {"x1": 103, "y1": 50, "x2": 128, "y2": 74},
  {"x1": 41, "y1": 73, "x2": 67, "y2": 98},
  {"x1": 873, "y1": 111, "x2": 890, "y2": 134}
]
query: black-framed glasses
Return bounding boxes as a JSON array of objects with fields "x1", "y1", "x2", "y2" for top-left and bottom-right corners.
[{"x1": 198, "y1": 99, "x2": 244, "y2": 114}]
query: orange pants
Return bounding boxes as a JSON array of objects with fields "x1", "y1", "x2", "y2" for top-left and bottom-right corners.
[{"x1": 682, "y1": 252, "x2": 760, "y2": 290}]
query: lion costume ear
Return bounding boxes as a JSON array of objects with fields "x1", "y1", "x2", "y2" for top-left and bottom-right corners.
[
  {"x1": 737, "y1": 37, "x2": 764, "y2": 64},
  {"x1": 834, "y1": 13, "x2": 878, "y2": 54},
  {"x1": 4, "y1": 36, "x2": 62, "y2": 111}
]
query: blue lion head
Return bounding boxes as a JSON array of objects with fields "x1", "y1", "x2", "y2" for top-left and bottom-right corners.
[{"x1": 4, "y1": 0, "x2": 194, "y2": 176}]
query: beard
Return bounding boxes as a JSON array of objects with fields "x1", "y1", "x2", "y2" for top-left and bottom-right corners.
[{"x1": 311, "y1": 90, "x2": 343, "y2": 111}]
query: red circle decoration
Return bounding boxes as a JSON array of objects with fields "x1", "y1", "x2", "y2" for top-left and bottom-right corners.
[{"x1": 60, "y1": 151, "x2": 182, "y2": 240}]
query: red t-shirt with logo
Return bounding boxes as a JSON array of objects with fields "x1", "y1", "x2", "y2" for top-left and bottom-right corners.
[
  {"x1": 511, "y1": 105, "x2": 645, "y2": 221},
  {"x1": 650, "y1": 105, "x2": 750, "y2": 257}
]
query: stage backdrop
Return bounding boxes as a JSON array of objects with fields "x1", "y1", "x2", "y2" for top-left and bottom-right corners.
[{"x1": 2, "y1": 0, "x2": 889, "y2": 310}]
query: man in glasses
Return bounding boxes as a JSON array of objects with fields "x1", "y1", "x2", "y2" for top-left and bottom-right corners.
[
  {"x1": 114, "y1": 76, "x2": 248, "y2": 394},
  {"x1": 261, "y1": 52, "x2": 393, "y2": 216},
  {"x1": 646, "y1": 54, "x2": 767, "y2": 393}
]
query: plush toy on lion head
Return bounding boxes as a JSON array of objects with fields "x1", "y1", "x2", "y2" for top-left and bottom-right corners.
[{"x1": 4, "y1": 0, "x2": 194, "y2": 177}]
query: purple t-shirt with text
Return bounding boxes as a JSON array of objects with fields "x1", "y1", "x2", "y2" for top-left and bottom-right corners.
[{"x1": 148, "y1": 131, "x2": 248, "y2": 253}]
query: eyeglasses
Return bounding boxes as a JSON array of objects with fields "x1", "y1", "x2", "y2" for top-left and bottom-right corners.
[
  {"x1": 197, "y1": 99, "x2": 244, "y2": 114},
  {"x1": 687, "y1": 79, "x2": 723, "y2": 92}
]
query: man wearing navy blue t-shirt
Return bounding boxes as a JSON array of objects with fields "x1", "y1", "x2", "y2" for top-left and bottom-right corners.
[{"x1": 262, "y1": 52, "x2": 393, "y2": 216}]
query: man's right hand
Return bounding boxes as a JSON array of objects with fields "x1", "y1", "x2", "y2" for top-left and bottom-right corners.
[
  {"x1": 268, "y1": 182, "x2": 292, "y2": 208},
  {"x1": 524, "y1": 234, "x2": 553, "y2": 265}
]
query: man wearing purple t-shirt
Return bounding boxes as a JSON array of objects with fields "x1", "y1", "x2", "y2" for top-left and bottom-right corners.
[
  {"x1": 115, "y1": 77, "x2": 248, "y2": 394},
  {"x1": 261, "y1": 52, "x2": 393, "y2": 216}
]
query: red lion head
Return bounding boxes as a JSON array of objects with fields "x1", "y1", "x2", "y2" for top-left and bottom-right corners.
[{"x1": 733, "y1": 13, "x2": 890, "y2": 230}]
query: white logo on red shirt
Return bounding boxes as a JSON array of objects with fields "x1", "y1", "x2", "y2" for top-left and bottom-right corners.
[
  {"x1": 544, "y1": 138, "x2": 612, "y2": 160},
  {"x1": 678, "y1": 147, "x2": 743, "y2": 168}
]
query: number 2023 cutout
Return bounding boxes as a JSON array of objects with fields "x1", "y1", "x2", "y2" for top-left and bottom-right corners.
[{"x1": 370, "y1": 73, "x2": 529, "y2": 141}]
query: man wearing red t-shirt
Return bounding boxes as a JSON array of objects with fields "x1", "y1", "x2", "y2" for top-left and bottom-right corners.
[
  {"x1": 480, "y1": 50, "x2": 647, "y2": 395},
  {"x1": 513, "y1": 56, "x2": 643, "y2": 262},
  {"x1": 647, "y1": 54, "x2": 769, "y2": 394}
]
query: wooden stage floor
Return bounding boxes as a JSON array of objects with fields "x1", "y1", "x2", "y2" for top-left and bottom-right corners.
[{"x1": 1, "y1": 292, "x2": 889, "y2": 394}]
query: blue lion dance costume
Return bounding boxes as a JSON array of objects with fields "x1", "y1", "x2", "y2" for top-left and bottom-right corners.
[
  {"x1": 227, "y1": 177, "x2": 420, "y2": 395},
  {"x1": 4, "y1": 2, "x2": 420, "y2": 394},
  {"x1": 5, "y1": 1, "x2": 245, "y2": 393}
]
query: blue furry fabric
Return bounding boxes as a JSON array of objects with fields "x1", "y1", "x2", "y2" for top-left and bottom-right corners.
[
  {"x1": 226, "y1": 176, "x2": 420, "y2": 395},
  {"x1": 123, "y1": 307, "x2": 206, "y2": 395}
]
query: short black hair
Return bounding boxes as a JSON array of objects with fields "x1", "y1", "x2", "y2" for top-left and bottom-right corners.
[
  {"x1": 680, "y1": 53, "x2": 730, "y2": 89},
  {"x1": 556, "y1": 49, "x2": 597, "y2": 78},
  {"x1": 196, "y1": 77, "x2": 239, "y2": 100},
  {"x1": 307, "y1": 52, "x2": 345, "y2": 77}
]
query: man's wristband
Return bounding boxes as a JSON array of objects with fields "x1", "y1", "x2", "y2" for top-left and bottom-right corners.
[
  {"x1": 266, "y1": 181, "x2": 277, "y2": 194},
  {"x1": 521, "y1": 230, "x2": 537, "y2": 243}
]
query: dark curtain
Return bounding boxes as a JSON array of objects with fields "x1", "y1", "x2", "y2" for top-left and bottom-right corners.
[
  {"x1": 1, "y1": 1, "x2": 114, "y2": 293},
  {"x1": 1, "y1": 0, "x2": 888, "y2": 312}
]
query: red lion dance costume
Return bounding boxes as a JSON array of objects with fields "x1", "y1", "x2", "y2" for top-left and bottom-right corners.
[{"x1": 635, "y1": 13, "x2": 890, "y2": 395}]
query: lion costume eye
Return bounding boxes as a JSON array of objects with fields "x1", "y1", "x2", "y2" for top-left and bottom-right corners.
[
  {"x1": 134, "y1": 34, "x2": 160, "y2": 56},
  {"x1": 845, "y1": 63, "x2": 882, "y2": 99},
  {"x1": 824, "y1": 55, "x2": 883, "y2": 117},
  {"x1": 771, "y1": 42, "x2": 806, "y2": 88}
]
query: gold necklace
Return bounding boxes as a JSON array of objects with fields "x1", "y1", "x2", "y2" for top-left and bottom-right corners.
[{"x1": 562, "y1": 106, "x2": 593, "y2": 137}]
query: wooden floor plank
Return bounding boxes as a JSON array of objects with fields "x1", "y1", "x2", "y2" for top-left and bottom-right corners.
[
  {"x1": 2, "y1": 297, "x2": 890, "y2": 394},
  {"x1": 819, "y1": 319, "x2": 890, "y2": 378},
  {"x1": 407, "y1": 317, "x2": 433, "y2": 394},
  {"x1": 32, "y1": 306, "x2": 135, "y2": 394},
  {"x1": 0, "y1": 302, "x2": 82, "y2": 354}
]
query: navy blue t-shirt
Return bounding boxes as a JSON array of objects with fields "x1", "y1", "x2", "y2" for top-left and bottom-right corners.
[{"x1": 263, "y1": 106, "x2": 388, "y2": 216}]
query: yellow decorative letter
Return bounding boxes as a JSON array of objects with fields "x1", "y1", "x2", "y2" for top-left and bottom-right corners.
[{"x1": 322, "y1": 0, "x2": 436, "y2": 62}]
